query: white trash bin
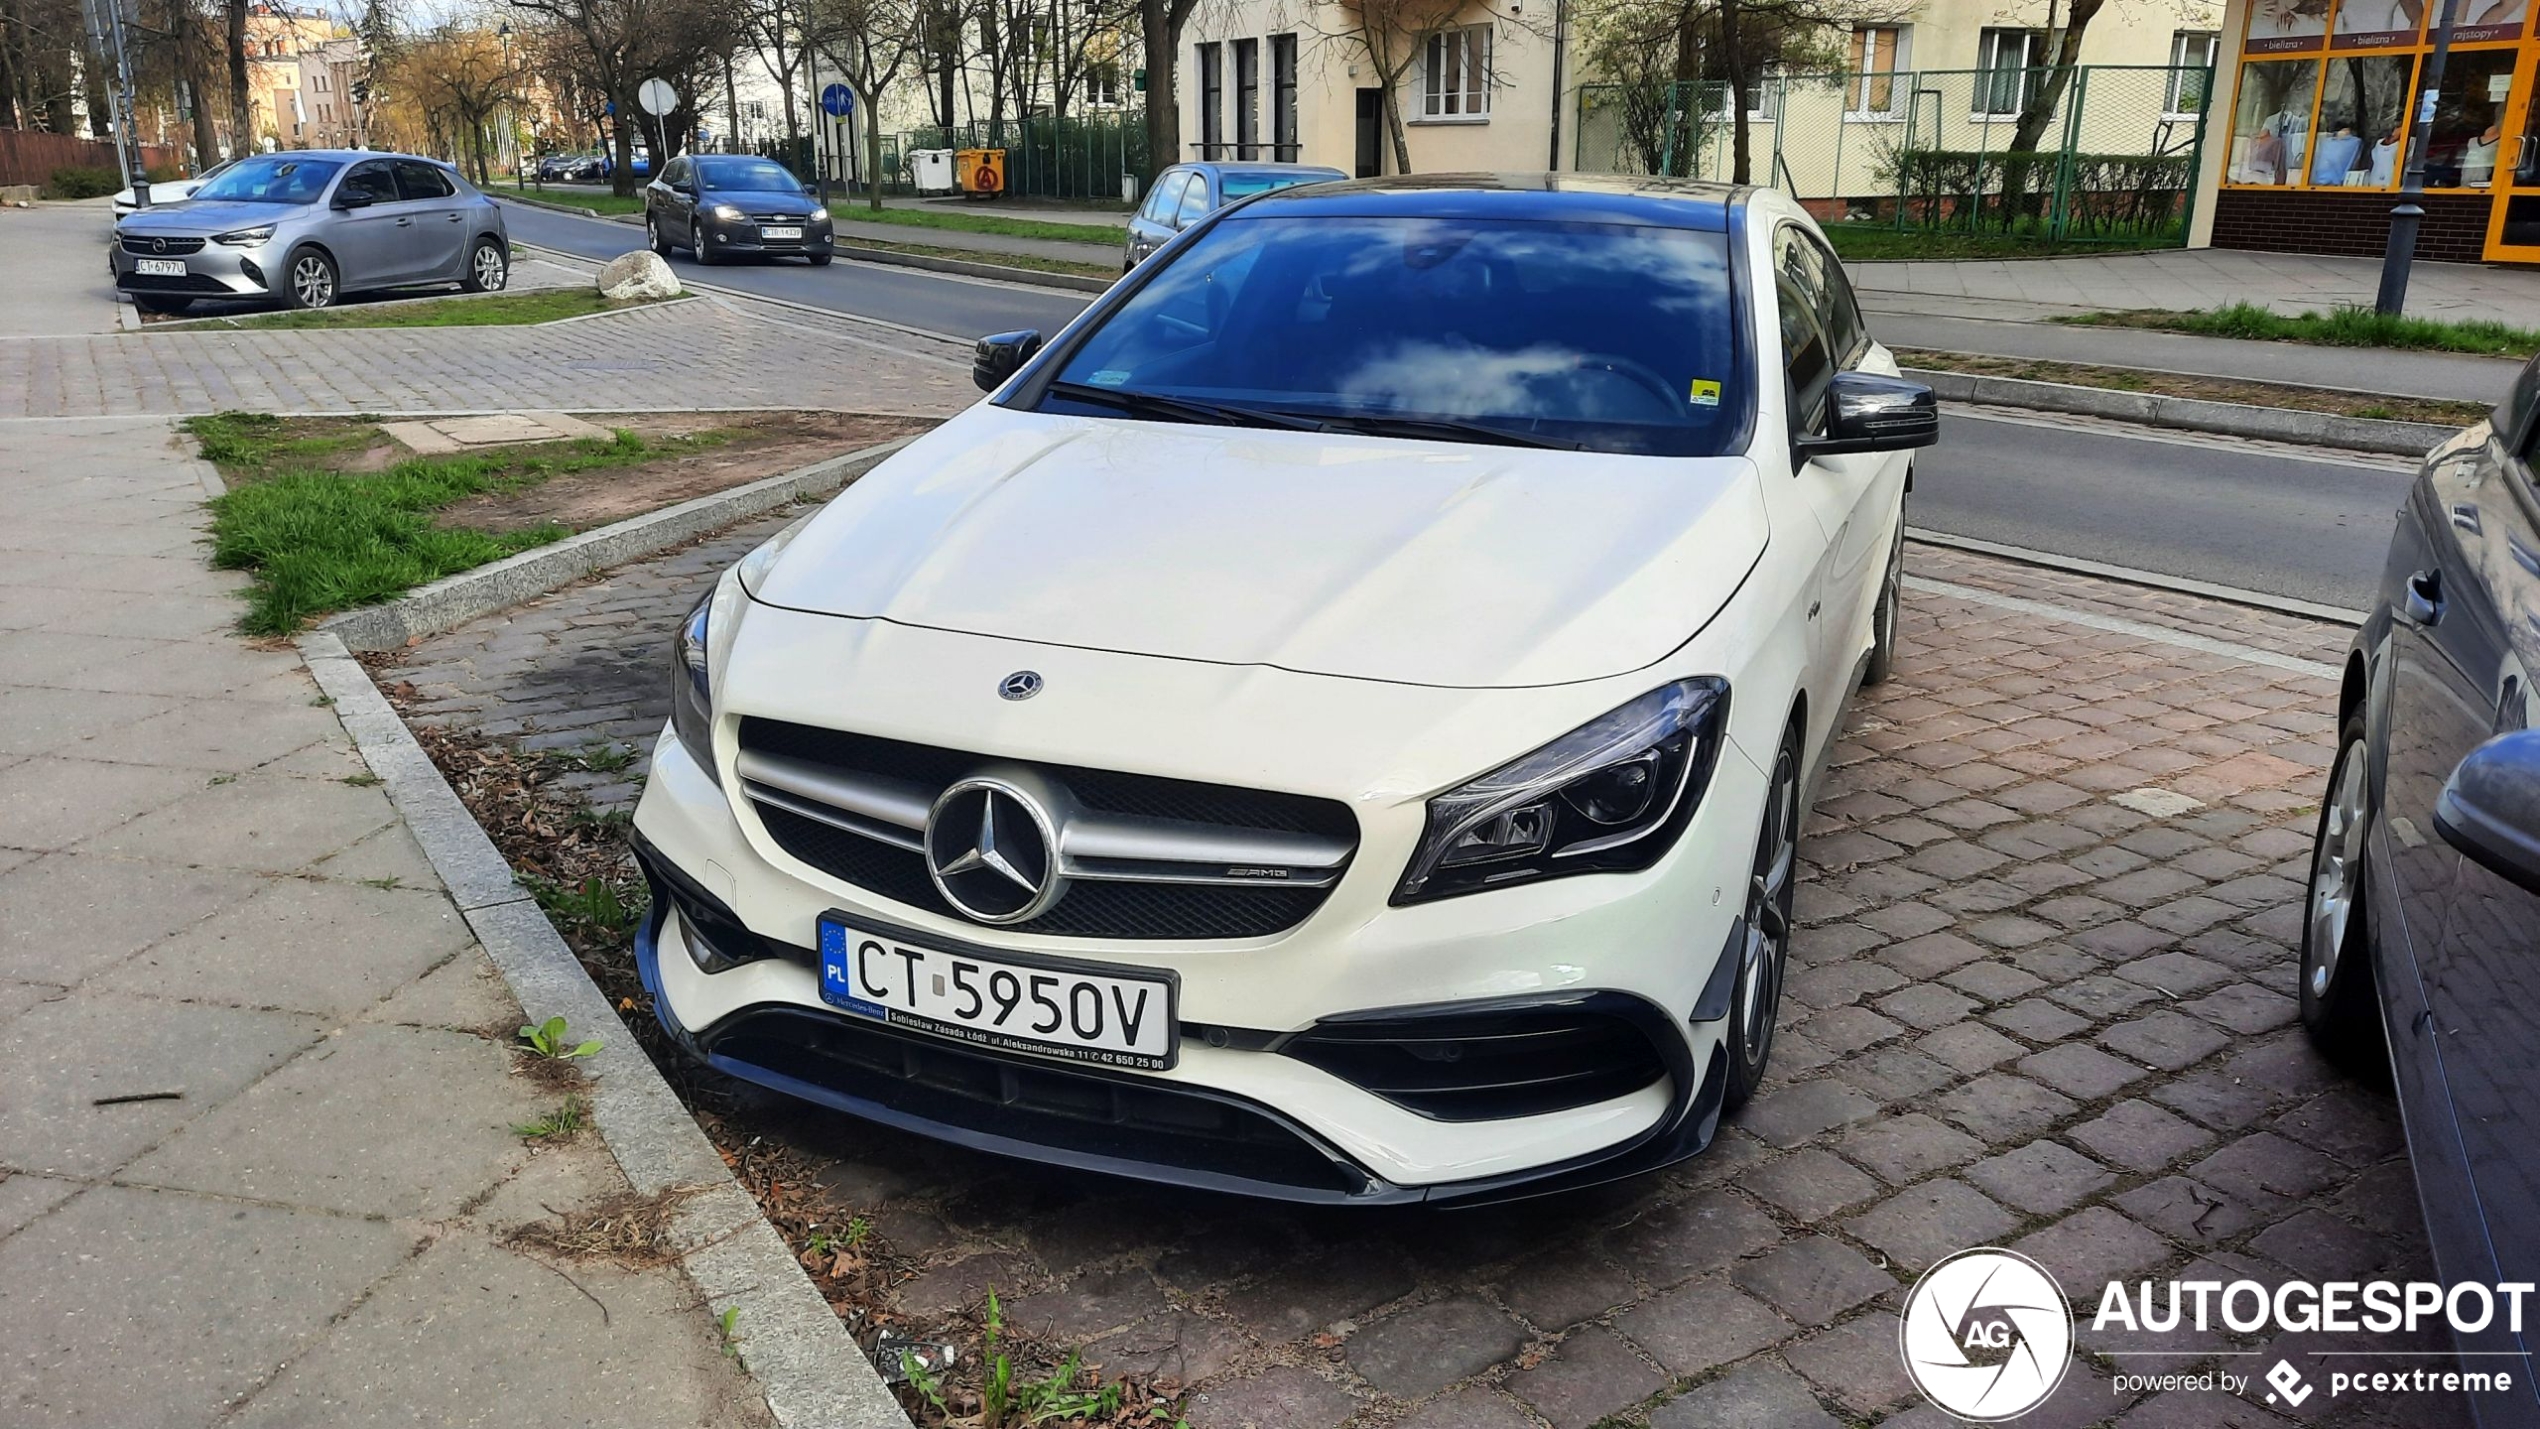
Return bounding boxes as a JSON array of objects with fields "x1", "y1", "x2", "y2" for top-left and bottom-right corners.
[{"x1": 910, "y1": 149, "x2": 956, "y2": 195}]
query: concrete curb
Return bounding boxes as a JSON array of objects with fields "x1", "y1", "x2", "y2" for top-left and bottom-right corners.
[
  {"x1": 831, "y1": 242, "x2": 1114, "y2": 294},
  {"x1": 318, "y1": 435, "x2": 918, "y2": 651},
  {"x1": 1903, "y1": 365, "x2": 2450, "y2": 457},
  {"x1": 499, "y1": 190, "x2": 608, "y2": 219},
  {"x1": 299, "y1": 632, "x2": 912, "y2": 1429}
]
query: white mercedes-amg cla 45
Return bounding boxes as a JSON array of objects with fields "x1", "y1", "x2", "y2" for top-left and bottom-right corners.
[{"x1": 628, "y1": 176, "x2": 1937, "y2": 1203}]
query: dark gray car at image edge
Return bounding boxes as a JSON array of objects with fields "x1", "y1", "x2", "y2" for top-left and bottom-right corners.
[
  {"x1": 110, "y1": 149, "x2": 509, "y2": 314},
  {"x1": 2302, "y1": 352, "x2": 2540, "y2": 1427},
  {"x1": 644, "y1": 154, "x2": 833, "y2": 267}
]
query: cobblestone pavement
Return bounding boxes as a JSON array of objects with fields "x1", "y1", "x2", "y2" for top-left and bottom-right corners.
[
  {"x1": 391, "y1": 534, "x2": 2451, "y2": 1429},
  {"x1": 0, "y1": 293, "x2": 976, "y2": 418}
]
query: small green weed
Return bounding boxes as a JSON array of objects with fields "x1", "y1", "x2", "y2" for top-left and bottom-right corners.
[
  {"x1": 718, "y1": 1305, "x2": 743, "y2": 1358},
  {"x1": 517, "y1": 1014, "x2": 602, "y2": 1060},
  {"x1": 341, "y1": 772, "x2": 381, "y2": 787},
  {"x1": 554, "y1": 742, "x2": 638, "y2": 774},
  {"x1": 359, "y1": 876, "x2": 403, "y2": 891},
  {"x1": 527, "y1": 874, "x2": 642, "y2": 937},
  {"x1": 512, "y1": 1093, "x2": 588, "y2": 1139},
  {"x1": 902, "y1": 1291, "x2": 1126, "y2": 1428}
]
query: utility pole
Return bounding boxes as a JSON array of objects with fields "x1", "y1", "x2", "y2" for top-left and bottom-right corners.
[
  {"x1": 2377, "y1": 0, "x2": 2465, "y2": 315},
  {"x1": 80, "y1": 0, "x2": 149, "y2": 205}
]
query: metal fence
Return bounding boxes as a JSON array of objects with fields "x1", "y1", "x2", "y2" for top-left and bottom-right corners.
[
  {"x1": 868, "y1": 111, "x2": 1149, "y2": 202},
  {"x1": 1575, "y1": 65, "x2": 2212, "y2": 246}
]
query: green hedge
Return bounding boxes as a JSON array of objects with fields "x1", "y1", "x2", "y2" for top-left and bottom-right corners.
[
  {"x1": 47, "y1": 165, "x2": 122, "y2": 199},
  {"x1": 1886, "y1": 149, "x2": 2194, "y2": 238}
]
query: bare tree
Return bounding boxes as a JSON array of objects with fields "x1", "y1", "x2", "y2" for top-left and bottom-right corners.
[
  {"x1": 394, "y1": 20, "x2": 518, "y2": 180},
  {"x1": 811, "y1": 0, "x2": 915, "y2": 207},
  {"x1": 1312, "y1": 0, "x2": 1550, "y2": 174},
  {"x1": 506, "y1": 0, "x2": 735, "y2": 193}
]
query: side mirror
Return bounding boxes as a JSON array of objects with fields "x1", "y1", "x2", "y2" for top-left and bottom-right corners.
[
  {"x1": 973, "y1": 329, "x2": 1043, "y2": 393},
  {"x1": 332, "y1": 189, "x2": 373, "y2": 210},
  {"x1": 2435, "y1": 729, "x2": 2540, "y2": 897},
  {"x1": 1796, "y1": 371, "x2": 1940, "y2": 459},
  {"x1": 801, "y1": 182, "x2": 818, "y2": 197}
]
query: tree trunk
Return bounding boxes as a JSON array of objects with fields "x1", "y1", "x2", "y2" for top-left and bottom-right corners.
[
  {"x1": 609, "y1": 109, "x2": 635, "y2": 195},
  {"x1": 1721, "y1": 0, "x2": 1750, "y2": 183},
  {"x1": 225, "y1": 0, "x2": 249, "y2": 151},
  {"x1": 864, "y1": 76, "x2": 887, "y2": 209},
  {"x1": 2008, "y1": 0, "x2": 2100, "y2": 227},
  {"x1": 1384, "y1": 82, "x2": 1409, "y2": 173},
  {"x1": 189, "y1": 71, "x2": 221, "y2": 164},
  {"x1": 1139, "y1": 0, "x2": 1179, "y2": 176}
]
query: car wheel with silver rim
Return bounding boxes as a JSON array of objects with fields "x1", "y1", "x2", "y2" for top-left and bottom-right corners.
[
  {"x1": 2300, "y1": 711, "x2": 2384, "y2": 1069},
  {"x1": 1723, "y1": 722, "x2": 1801, "y2": 1112},
  {"x1": 648, "y1": 215, "x2": 670, "y2": 257},
  {"x1": 463, "y1": 237, "x2": 508, "y2": 292},
  {"x1": 284, "y1": 248, "x2": 338, "y2": 310}
]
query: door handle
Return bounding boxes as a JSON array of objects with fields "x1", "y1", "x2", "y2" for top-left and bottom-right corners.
[
  {"x1": 394, "y1": 216, "x2": 412, "y2": 226},
  {"x1": 2403, "y1": 569, "x2": 2444, "y2": 625},
  {"x1": 446, "y1": 213, "x2": 461, "y2": 222}
]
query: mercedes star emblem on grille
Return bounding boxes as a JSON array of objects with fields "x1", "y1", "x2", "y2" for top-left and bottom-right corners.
[
  {"x1": 998, "y1": 670, "x2": 1043, "y2": 701},
  {"x1": 924, "y1": 778, "x2": 1063, "y2": 923}
]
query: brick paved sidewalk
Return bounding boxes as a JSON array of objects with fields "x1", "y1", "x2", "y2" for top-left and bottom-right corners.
[
  {"x1": 0, "y1": 293, "x2": 977, "y2": 418},
  {"x1": 387, "y1": 522, "x2": 2454, "y2": 1428},
  {"x1": 0, "y1": 418, "x2": 773, "y2": 1428}
]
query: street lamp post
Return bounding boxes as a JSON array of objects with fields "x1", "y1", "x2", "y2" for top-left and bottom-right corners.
[
  {"x1": 2377, "y1": 0, "x2": 2466, "y2": 315},
  {"x1": 497, "y1": 22, "x2": 515, "y2": 184}
]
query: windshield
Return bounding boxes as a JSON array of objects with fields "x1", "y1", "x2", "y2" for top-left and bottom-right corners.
[
  {"x1": 1220, "y1": 172, "x2": 1333, "y2": 199},
  {"x1": 699, "y1": 158, "x2": 803, "y2": 192},
  {"x1": 1040, "y1": 214, "x2": 1744, "y2": 456},
  {"x1": 188, "y1": 155, "x2": 342, "y2": 205}
]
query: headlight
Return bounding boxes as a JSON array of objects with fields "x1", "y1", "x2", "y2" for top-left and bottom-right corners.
[
  {"x1": 670, "y1": 594, "x2": 720, "y2": 787},
  {"x1": 1394, "y1": 678, "x2": 1730, "y2": 904},
  {"x1": 710, "y1": 203, "x2": 746, "y2": 221},
  {"x1": 214, "y1": 224, "x2": 274, "y2": 247}
]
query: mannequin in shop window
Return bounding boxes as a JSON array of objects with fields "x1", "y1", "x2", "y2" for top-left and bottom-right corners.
[
  {"x1": 2311, "y1": 123, "x2": 2364, "y2": 183},
  {"x1": 2252, "y1": 118, "x2": 2289, "y2": 183},
  {"x1": 2466, "y1": 120, "x2": 2505, "y2": 185},
  {"x1": 2370, "y1": 133, "x2": 2400, "y2": 185}
]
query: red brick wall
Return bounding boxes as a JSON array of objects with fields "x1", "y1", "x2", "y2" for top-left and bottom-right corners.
[{"x1": 2209, "y1": 188, "x2": 2494, "y2": 263}]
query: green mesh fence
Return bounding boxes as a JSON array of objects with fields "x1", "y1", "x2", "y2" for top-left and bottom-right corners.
[
  {"x1": 1575, "y1": 64, "x2": 2211, "y2": 247},
  {"x1": 869, "y1": 112, "x2": 1149, "y2": 202}
]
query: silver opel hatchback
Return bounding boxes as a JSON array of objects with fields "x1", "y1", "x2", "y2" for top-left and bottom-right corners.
[{"x1": 111, "y1": 150, "x2": 510, "y2": 315}]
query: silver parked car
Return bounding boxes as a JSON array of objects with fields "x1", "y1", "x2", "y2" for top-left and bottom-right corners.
[{"x1": 110, "y1": 150, "x2": 510, "y2": 315}]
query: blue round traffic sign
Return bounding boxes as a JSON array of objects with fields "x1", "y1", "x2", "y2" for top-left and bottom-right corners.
[{"x1": 821, "y1": 84, "x2": 854, "y2": 117}]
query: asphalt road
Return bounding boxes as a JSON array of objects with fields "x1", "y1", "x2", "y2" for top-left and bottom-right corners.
[
  {"x1": 497, "y1": 201, "x2": 2418, "y2": 613},
  {"x1": 496, "y1": 198, "x2": 1090, "y2": 339},
  {"x1": 1915, "y1": 411, "x2": 2412, "y2": 612}
]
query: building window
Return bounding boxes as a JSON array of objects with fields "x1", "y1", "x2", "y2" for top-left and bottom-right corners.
[
  {"x1": 1421, "y1": 25, "x2": 1490, "y2": 120},
  {"x1": 1271, "y1": 34, "x2": 1298, "y2": 159},
  {"x1": 1975, "y1": 27, "x2": 2045, "y2": 116},
  {"x1": 1087, "y1": 60, "x2": 1119, "y2": 108},
  {"x1": 1234, "y1": 37, "x2": 1259, "y2": 159},
  {"x1": 1197, "y1": 41, "x2": 1223, "y2": 157},
  {"x1": 1846, "y1": 25, "x2": 1906, "y2": 117},
  {"x1": 2166, "y1": 31, "x2": 2218, "y2": 115}
]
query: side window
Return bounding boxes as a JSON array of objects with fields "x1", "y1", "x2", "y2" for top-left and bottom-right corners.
[
  {"x1": 1779, "y1": 277, "x2": 1835, "y2": 437},
  {"x1": 1141, "y1": 171, "x2": 1188, "y2": 222},
  {"x1": 339, "y1": 161, "x2": 399, "y2": 205},
  {"x1": 1174, "y1": 175, "x2": 1214, "y2": 226},
  {"x1": 393, "y1": 160, "x2": 454, "y2": 200},
  {"x1": 1808, "y1": 234, "x2": 1869, "y2": 367}
]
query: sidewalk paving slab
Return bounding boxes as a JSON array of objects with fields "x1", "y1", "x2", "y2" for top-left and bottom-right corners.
[{"x1": 0, "y1": 415, "x2": 779, "y2": 1429}]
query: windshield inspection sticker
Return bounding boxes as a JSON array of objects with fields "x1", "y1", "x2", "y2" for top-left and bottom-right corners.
[
  {"x1": 1088, "y1": 370, "x2": 1130, "y2": 387},
  {"x1": 1689, "y1": 378, "x2": 1722, "y2": 408}
]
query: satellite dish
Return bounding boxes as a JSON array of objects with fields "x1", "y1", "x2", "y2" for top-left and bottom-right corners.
[{"x1": 637, "y1": 78, "x2": 678, "y2": 117}]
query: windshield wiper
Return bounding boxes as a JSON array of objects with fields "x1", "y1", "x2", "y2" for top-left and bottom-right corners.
[
  {"x1": 1045, "y1": 380, "x2": 1319, "y2": 432},
  {"x1": 1288, "y1": 411, "x2": 1583, "y2": 451}
]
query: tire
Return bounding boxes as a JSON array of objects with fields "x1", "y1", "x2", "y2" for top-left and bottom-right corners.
[
  {"x1": 463, "y1": 236, "x2": 508, "y2": 293},
  {"x1": 647, "y1": 215, "x2": 671, "y2": 258},
  {"x1": 132, "y1": 294, "x2": 194, "y2": 315},
  {"x1": 2301, "y1": 712, "x2": 2387, "y2": 1073},
  {"x1": 1723, "y1": 720, "x2": 1803, "y2": 1113},
  {"x1": 692, "y1": 225, "x2": 719, "y2": 265},
  {"x1": 1863, "y1": 499, "x2": 1906, "y2": 686},
  {"x1": 283, "y1": 248, "x2": 338, "y2": 310}
]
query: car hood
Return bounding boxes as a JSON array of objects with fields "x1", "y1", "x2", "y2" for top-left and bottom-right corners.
[
  {"x1": 116, "y1": 199, "x2": 303, "y2": 235},
  {"x1": 750, "y1": 408, "x2": 1769, "y2": 690}
]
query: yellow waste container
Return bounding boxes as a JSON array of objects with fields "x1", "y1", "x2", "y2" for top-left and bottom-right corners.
[{"x1": 955, "y1": 148, "x2": 1006, "y2": 199}]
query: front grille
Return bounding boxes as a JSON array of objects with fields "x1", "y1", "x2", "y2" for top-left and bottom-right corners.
[
  {"x1": 120, "y1": 235, "x2": 206, "y2": 254},
  {"x1": 702, "y1": 1005, "x2": 1372, "y2": 1196},
  {"x1": 1285, "y1": 1002, "x2": 1670, "y2": 1121},
  {"x1": 116, "y1": 273, "x2": 231, "y2": 293},
  {"x1": 739, "y1": 718, "x2": 1356, "y2": 941}
]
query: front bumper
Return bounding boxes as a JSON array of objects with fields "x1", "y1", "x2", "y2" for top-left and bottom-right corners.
[
  {"x1": 630, "y1": 672, "x2": 1773, "y2": 1196},
  {"x1": 700, "y1": 216, "x2": 833, "y2": 257},
  {"x1": 110, "y1": 239, "x2": 271, "y2": 299}
]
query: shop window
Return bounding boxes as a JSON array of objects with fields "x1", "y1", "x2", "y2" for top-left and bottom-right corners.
[
  {"x1": 2310, "y1": 53, "x2": 2416, "y2": 187},
  {"x1": 2423, "y1": 48, "x2": 2517, "y2": 189},
  {"x1": 2226, "y1": 57, "x2": 2318, "y2": 185}
]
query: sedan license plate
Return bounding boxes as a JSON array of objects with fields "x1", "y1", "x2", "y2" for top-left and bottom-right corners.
[
  {"x1": 135, "y1": 258, "x2": 187, "y2": 276},
  {"x1": 761, "y1": 225, "x2": 803, "y2": 240},
  {"x1": 818, "y1": 915, "x2": 1177, "y2": 1070}
]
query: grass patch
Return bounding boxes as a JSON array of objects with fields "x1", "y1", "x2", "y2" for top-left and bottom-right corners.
[
  {"x1": 825, "y1": 202, "x2": 1122, "y2": 246},
  {"x1": 196, "y1": 288, "x2": 684, "y2": 332},
  {"x1": 191, "y1": 412, "x2": 732, "y2": 634},
  {"x1": 2053, "y1": 301, "x2": 2540, "y2": 358},
  {"x1": 1822, "y1": 226, "x2": 2179, "y2": 262},
  {"x1": 1893, "y1": 347, "x2": 2490, "y2": 427},
  {"x1": 841, "y1": 235, "x2": 1116, "y2": 282}
]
